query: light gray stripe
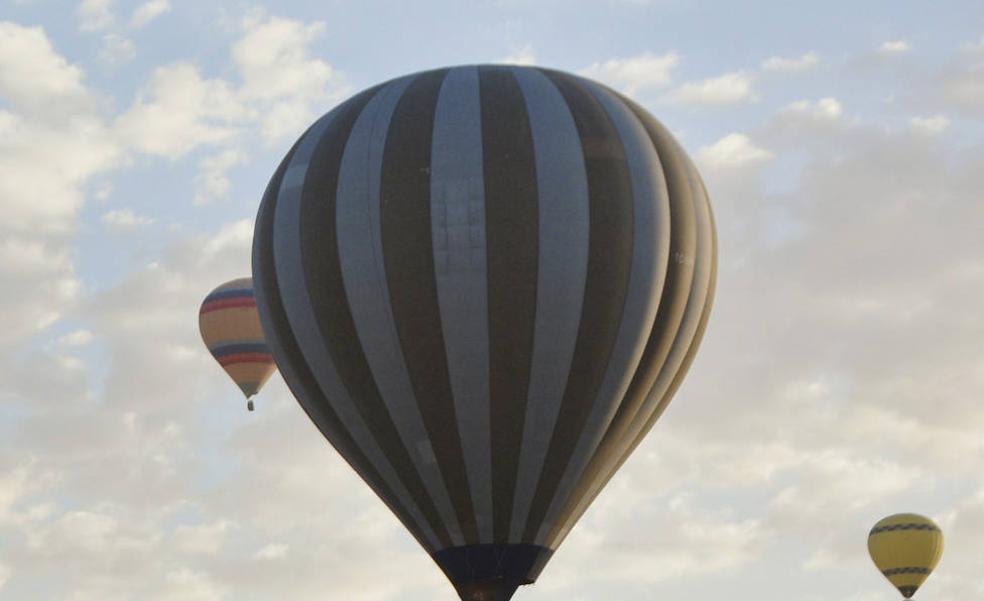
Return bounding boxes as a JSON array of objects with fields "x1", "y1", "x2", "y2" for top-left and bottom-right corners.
[
  {"x1": 549, "y1": 131, "x2": 713, "y2": 549},
  {"x1": 507, "y1": 67, "x2": 590, "y2": 543},
  {"x1": 271, "y1": 106, "x2": 440, "y2": 550},
  {"x1": 334, "y1": 76, "x2": 466, "y2": 547},
  {"x1": 534, "y1": 80, "x2": 667, "y2": 545},
  {"x1": 428, "y1": 66, "x2": 493, "y2": 543}
]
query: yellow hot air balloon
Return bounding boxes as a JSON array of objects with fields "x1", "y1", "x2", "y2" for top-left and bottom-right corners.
[
  {"x1": 199, "y1": 277, "x2": 277, "y2": 411},
  {"x1": 868, "y1": 513, "x2": 943, "y2": 598}
]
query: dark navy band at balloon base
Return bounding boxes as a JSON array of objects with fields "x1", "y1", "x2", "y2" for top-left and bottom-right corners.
[{"x1": 432, "y1": 544, "x2": 553, "y2": 601}]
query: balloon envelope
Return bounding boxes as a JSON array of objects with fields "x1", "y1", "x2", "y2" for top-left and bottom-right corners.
[
  {"x1": 868, "y1": 513, "x2": 943, "y2": 598},
  {"x1": 199, "y1": 277, "x2": 277, "y2": 402},
  {"x1": 252, "y1": 65, "x2": 716, "y2": 600}
]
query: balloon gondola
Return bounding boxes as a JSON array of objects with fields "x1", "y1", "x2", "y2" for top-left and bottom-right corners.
[{"x1": 251, "y1": 64, "x2": 716, "y2": 600}]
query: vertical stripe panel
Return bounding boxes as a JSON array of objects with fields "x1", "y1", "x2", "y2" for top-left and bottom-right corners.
[
  {"x1": 477, "y1": 66, "x2": 541, "y2": 544},
  {"x1": 253, "y1": 121, "x2": 438, "y2": 551},
  {"x1": 532, "y1": 74, "x2": 665, "y2": 545},
  {"x1": 547, "y1": 107, "x2": 715, "y2": 549},
  {"x1": 521, "y1": 69, "x2": 636, "y2": 543},
  {"x1": 640, "y1": 152, "x2": 717, "y2": 424},
  {"x1": 507, "y1": 66, "x2": 589, "y2": 544},
  {"x1": 335, "y1": 75, "x2": 466, "y2": 546},
  {"x1": 273, "y1": 93, "x2": 446, "y2": 550},
  {"x1": 430, "y1": 66, "x2": 494, "y2": 543},
  {"x1": 604, "y1": 112, "x2": 710, "y2": 452},
  {"x1": 380, "y1": 68, "x2": 482, "y2": 545},
  {"x1": 537, "y1": 82, "x2": 676, "y2": 543}
]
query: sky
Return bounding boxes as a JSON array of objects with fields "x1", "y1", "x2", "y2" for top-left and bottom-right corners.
[{"x1": 1, "y1": 0, "x2": 983, "y2": 599}]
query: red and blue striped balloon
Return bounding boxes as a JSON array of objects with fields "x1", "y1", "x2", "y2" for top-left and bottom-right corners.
[{"x1": 199, "y1": 277, "x2": 277, "y2": 409}]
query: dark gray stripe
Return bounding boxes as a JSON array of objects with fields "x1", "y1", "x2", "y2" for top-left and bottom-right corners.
[
  {"x1": 380, "y1": 68, "x2": 482, "y2": 545},
  {"x1": 252, "y1": 108, "x2": 438, "y2": 551},
  {"x1": 522, "y1": 69, "x2": 636, "y2": 543},
  {"x1": 535, "y1": 78, "x2": 670, "y2": 545},
  {"x1": 507, "y1": 66, "x2": 589, "y2": 543},
  {"x1": 478, "y1": 65, "x2": 540, "y2": 544},
  {"x1": 430, "y1": 66, "x2": 494, "y2": 543},
  {"x1": 272, "y1": 96, "x2": 443, "y2": 550},
  {"x1": 335, "y1": 75, "x2": 465, "y2": 546}
]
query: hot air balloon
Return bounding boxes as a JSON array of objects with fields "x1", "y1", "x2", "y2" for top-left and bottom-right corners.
[
  {"x1": 252, "y1": 65, "x2": 716, "y2": 600},
  {"x1": 868, "y1": 513, "x2": 943, "y2": 599},
  {"x1": 199, "y1": 277, "x2": 277, "y2": 411}
]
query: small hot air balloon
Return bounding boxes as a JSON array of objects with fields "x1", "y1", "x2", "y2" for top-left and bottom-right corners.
[
  {"x1": 868, "y1": 513, "x2": 943, "y2": 598},
  {"x1": 252, "y1": 65, "x2": 716, "y2": 600},
  {"x1": 199, "y1": 277, "x2": 277, "y2": 411}
]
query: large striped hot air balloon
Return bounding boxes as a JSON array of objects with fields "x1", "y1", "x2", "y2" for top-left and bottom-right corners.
[
  {"x1": 252, "y1": 65, "x2": 716, "y2": 600},
  {"x1": 868, "y1": 513, "x2": 944, "y2": 598},
  {"x1": 199, "y1": 277, "x2": 277, "y2": 411}
]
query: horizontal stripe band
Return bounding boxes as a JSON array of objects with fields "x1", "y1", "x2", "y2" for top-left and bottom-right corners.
[
  {"x1": 200, "y1": 298, "x2": 257, "y2": 314},
  {"x1": 870, "y1": 523, "x2": 940, "y2": 535},
  {"x1": 203, "y1": 288, "x2": 254, "y2": 302},
  {"x1": 218, "y1": 353, "x2": 274, "y2": 366},
  {"x1": 210, "y1": 342, "x2": 271, "y2": 357},
  {"x1": 882, "y1": 567, "x2": 930, "y2": 576}
]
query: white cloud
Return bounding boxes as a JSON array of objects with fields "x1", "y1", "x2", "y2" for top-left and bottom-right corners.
[
  {"x1": 669, "y1": 71, "x2": 754, "y2": 106},
  {"x1": 0, "y1": 22, "x2": 93, "y2": 115},
  {"x1": 0, "y1": 112, "x2": 119, "y2": 233},
  {"x1": 761, "y1": 51, "x2": 819, "y2": 72},
  {"x1": 31, "y1": 507, "x2": 157, "y2": 556},
  {"x1": 99, "y1": 33, "x2": 135, "y2": 65},
  {"x1": 173, "y1": 520, "x2": 237, "y2": 554},
  {"x1": 130, "y1": 0, "x2": 170, "y2": 28},
  {"x1": 0, "y1": 238, "x2": 79, "y2": 344},
  {"x1": 910, "y1": 114, "x2": 949, "y2": 134},
  {"x1": 160, "y1": 568, "x2": 227, "y2": 601},
  {"x1": 769, "y1": 451, "x2": 915, "y2": 521},
  {"x1": 233, "y1": 14, "x2": 348, "y2": 142},
  {"x1": 114, "y1": 14, "x2": 348, "y2": 159},
  {"x1": 115, "y1": 63, "x2": 249, "y2": 159},
  {"x1": 58, "y1": 329, "x2": 94, "y2": 348},
  {"x1": 545, "y1": 489, "x2": 768, "y2": 595},
  {"x1": 878, "y1": 39, "x2": 910, "y2": 55},
  {"x1": 580, "y1": 52, "x2": 679, "y2": 95},
  {"x1": 697, "y1": 133, "x2": 773, "y2": 169},
  {"x1": 937, "y1": 64, "x2": 984, "y2": 115},
  {"x1": 94, "y1": 183, "x2": 113, "y2": 200},
  {"x1": 101, "y1": 208, "x2": 155, "y2": 230},
  {"x1": 497, "y1": 44, "x2": 536, "y2": 66},
  {"x1": 77, "y1": 0, "x2": 114, "y2": 32},
  {"x1": 193, "y1": 149, "x2": 247, "y2": 204},
  {"x1": 202, "y1": 218, "x2": 253, "y2": 257},
  {"x1": 782, "y1": 97, "x2": 843, "y2": 120},
  {"x1": 0, "y1": 23, "x2": 120, "y2": 353},
  {"x1": 254, "y1": 543, "x2": 289, "y2": 560}
]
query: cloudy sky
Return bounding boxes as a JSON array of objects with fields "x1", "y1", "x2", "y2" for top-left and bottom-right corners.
[{"x1": 1, "y1": 0, "x2": 983, "y2": 599}]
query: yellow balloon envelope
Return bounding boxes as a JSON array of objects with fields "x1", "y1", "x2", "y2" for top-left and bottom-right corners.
[
  {"x1": 868, "y1": 513, "x2": 943, "y2": 598},
  {"x1": 199, "y1": 277, "x2": 277, "y2": 410}
]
